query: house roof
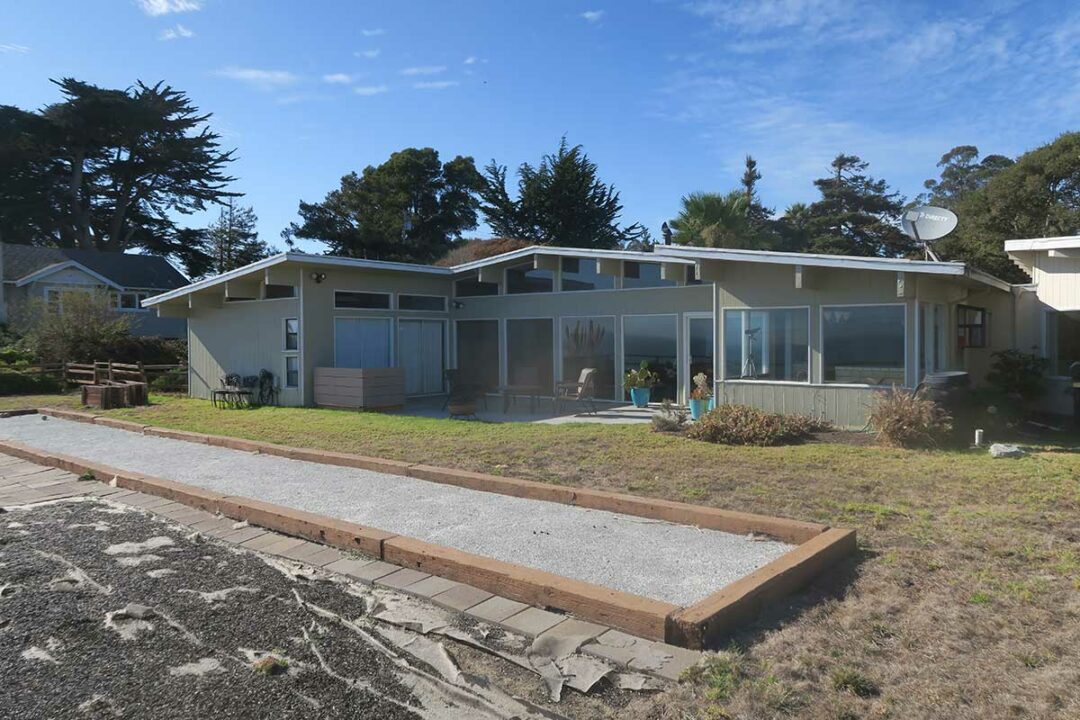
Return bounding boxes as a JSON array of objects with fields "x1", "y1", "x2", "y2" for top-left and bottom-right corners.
[
  {"x1": 2, "y1": 244, "x2": 188, "y2": 290},
  {"x1": 144, "y1": 243, "x2": 1013, "y2": 307},
  {"x1": 1003, "y1": 235, "x2": 1080, "y2": 252}
]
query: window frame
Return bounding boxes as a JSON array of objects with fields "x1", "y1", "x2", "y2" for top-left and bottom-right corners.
[
  {"x1": 283, "y1": 317, "x2": 299, "y2": 352},
  {"x1": 720, "y1": 306, "x2": 812, "y2": 384},
  {"x1": 819, "y1": 302, "x2": 908, "y2": 388},
  {"x1": 283, "y1": 355, "x2": 300, "y2": 389},
  {"x1": 333, "y1": 290, "x2": 392, "y2": 310},
  {"x1": 504, "y1": 261, "x2": 555, "y2": 295},
  {"x1": 957, "y1": 304, "x2": 988, "y2": 350}
]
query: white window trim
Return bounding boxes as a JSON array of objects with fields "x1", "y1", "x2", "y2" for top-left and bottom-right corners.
[
  {"x1": 112, "y1": 290, "x2": 151, "y2": 313},
  {"x1": 283, "y1": 355, "x2": 300, "y2": 389},
  {"x1": 333, "y1": 289, "x2": 393, "y2": 311},
  {"x1": 720, "y1": 305, "x2": 812, "y2": 384},
  {"x1": 396, "y1": 293, "x2": 449, "y2": 312},
  {"x1": 819, "y1": 302, "x2": 909, "y2": 388},
  {"x1": 283, "y1": 317, "x2": 299, "y2": 352}
]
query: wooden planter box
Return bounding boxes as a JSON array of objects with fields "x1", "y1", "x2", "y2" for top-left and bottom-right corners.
[
  {"x1": 82, "y1": 384, "x2": 128, "y2": 410},
  {"x1": 314, "y1": 367, "x2": 405, "y2": 410}
]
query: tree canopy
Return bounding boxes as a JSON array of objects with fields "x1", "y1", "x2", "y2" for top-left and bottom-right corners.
[
  {"x1": 479, "y1": 138, "x2": 645, "y2": 249},
  {"x1": 668, "y1": 191, "x2": 752, "y2": 248},
  {"x1": 285, "y1": 148, "x2": 483, "y2": 263},
  {"x1": 0, "y1": 78, "x2": 235, "y2": 265},
  {"x1": 189, "y1": 199, "x2": 276, "y2": 279}
]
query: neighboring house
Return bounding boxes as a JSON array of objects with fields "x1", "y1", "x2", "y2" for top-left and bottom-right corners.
[
  {"x1": 0, "y1": 243, "x2": 188, "y2": 338},
  {"x1": 1005, "y1": 236, "x2": 1080, "y2": 416},
  {"x1": 141, "y1": 239, "x2": 1076, "y2": 428}
]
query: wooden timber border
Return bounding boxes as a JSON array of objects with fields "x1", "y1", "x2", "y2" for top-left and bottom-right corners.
[{"x1": 3, "y1": 407, "x2": 856, "y2": 649}]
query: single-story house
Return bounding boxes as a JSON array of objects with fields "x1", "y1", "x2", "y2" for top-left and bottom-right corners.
[
  {"x1": 0, "y1": 243, "x2": 188, "y2": 338},
  {"x1": 143, "y1": 237, "x2": 1077, "y2": 428}
]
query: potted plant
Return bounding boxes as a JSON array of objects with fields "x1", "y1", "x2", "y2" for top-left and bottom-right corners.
[
  {"x1": 624, "y1": 361, "x2": 658, "y2": 408},
  {"x1": 689, "y1": 372, "x2": 712, "y2": 420}
]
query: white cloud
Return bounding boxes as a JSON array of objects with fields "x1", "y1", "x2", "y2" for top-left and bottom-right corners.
[
  {"x1": 214, "y1": 66, "x2": 299, "y2": 90},
  {"x1": 354, "y1": 85, "x2": 388, "y2": 96},
  {"x1": 159, "y1": 24, "x2": 194, "y2": 40},
  {"x1": 137, "y1": 0, "x2": 201, "y2": 16},
  {"x1": 322, "y1": 73, "x2": 352, "y2": 84},
  {"x1": 413, "y1": 80, "x2": 458, "y2": 90},
  {"x1": 0, "y1": 43, "x2": 30, "y2": 53},
  {"x1": 361, "y1": 28, "x2": 386, "y2": 37},
  {"x1": 356, "y1": 49, "x2": 381, "y2": 59},
  {"x1": 581, "y1": 10, "x2": 605, "y2": 23},
  {"x1": 400, "y1": 65, "x2": 446, "y2": 76},
  {"x1": 464, "y1": 56, "x2": 479, "y2": 65}
]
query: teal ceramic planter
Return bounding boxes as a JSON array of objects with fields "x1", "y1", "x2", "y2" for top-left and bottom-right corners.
[
  {"x1": 689, "y1": 398, "x2": 708, "y2": 420},
  {"x1": 708, "y1": 396, "x2": 716, "y2": 411},
  {"x1": 629, "y1": 387, "x2": 651, "y2": 408}
]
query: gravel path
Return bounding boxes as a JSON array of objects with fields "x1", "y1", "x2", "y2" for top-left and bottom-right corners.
[{"x1": 0, "y1": 415, "x2": 793, "y2": 606}]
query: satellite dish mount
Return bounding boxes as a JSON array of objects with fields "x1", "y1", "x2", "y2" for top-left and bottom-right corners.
[{"x1": 902, "y1": 206, "x2": 958, "y2": 261}]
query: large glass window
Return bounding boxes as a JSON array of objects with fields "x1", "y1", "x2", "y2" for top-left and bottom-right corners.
[
  {"x1": 334, "y1": 291, "x2": 390, "y2": 309},
  {"x1": 1046, "y1": 310, "x2": 1080, "y2": 376},
  {"x1": 623, "y1": 315, "x2": 678, "y2": 402},
  {"x1": 506, "y1": 319, "x2": 554, "y2": 392},
  {"x1": 957, "y1": 305, "x2": 987, "y2": 349},
  {"x1": 284, "y1": 356, "x2": 299, "y2": 388},
  {"x1": 622, "y1": 261, "x2": 674, "y2": 289},
  {"x1": 561, "y1": 257, "x2": 615, "y2": 292},
  {"x1": 688, "y1": 316, "x2": 714, "y2": 391},
  {"x1": 724, "y1": 308, "x2": 809, "y2": 381},
  {"x1": 506, "y1": 262, "x2": 553, "y2": 294},
  {"x1": 561, "y1": 317, "x2": 617, "y2": 400},
  {"x1": 455, "y1": 320, "x2": 500, "y2": 389},
  {"x1": 822, "y1": 305, "x2": 906, "y2": 385},
  {"x1": 284, "y1": 318, "x2": 299, "y2": 351},
  {"x1": 398, "y1": 294, "x2": 446, "y2": 311},
  {"x1": 454, "y1": 275, "x2": 499, "y2": 297}
]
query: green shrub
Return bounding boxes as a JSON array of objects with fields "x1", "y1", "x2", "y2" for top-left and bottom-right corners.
[
  {"x1": 12, "y1": 290, "x2": 132, "y2": 364},
  {"x1": 868, "y1": 388, "x2": 952, "y2": 448},
  {"x1": 686, "y1": 404, "x2": 829, "y2": 446},
  {"x1": 987, "y1": 350, "x2": 1048, "y2": 406},
  {"x1": 0, "y1": 369, "x2": 61, "y2": 396},
  {"x1": 150, "y1": 367, "x2": 188, "y2": 393}
]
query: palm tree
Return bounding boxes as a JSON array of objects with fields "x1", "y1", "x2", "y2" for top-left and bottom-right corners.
[{"x1": 667, "y1": 191, "x2": 754, "y2": 248}]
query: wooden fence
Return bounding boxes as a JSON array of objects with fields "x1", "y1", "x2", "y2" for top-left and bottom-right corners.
[{"x1": 45, "y1": 361, "x2": 187, "y2": 389}]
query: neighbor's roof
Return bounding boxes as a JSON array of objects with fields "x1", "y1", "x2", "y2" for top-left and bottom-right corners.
[
  {"x1": 144, "y1": 243, "x2": 1013, "y2": 307},
  {"x1": 1004, "y1": 235, "x2": 1080, "y2": 252},
  {"x1": 2, "y1": 244, "x2": 189, "y2": 289}
]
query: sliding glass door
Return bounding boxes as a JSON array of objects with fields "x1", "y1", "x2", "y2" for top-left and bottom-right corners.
[
  {"x1": 560, "y1": 316, "x2": 616, "y2": 400},
  {"x1": 455, "y1": 320, "x2": 499, "y2": 390},
  {"x1": 506, "y1": 319, "x2": 554, "y2": 392},
  {"x1": 623, "y1": 315, "x2": 678, "y2": 402}
]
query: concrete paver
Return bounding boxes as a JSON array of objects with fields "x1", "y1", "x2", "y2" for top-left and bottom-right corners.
[
  {"x1": 467, "y1": 596, "x2": 529, "y2": 624},
  {"x1": 429, "y1": 583, "x2": 493, "y2": 612},
  {"x1": 502, "y1": 607, "x2": 566, "y2": 636}
]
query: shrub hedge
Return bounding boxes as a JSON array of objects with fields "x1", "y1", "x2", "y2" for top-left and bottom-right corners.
[{"x1": 686, "y1": 404, "x2": 829, "y2": 446}]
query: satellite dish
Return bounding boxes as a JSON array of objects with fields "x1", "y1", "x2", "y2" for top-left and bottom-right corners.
[{"x1": 902, "y1": 206, "x2": 958, "y2": 242}]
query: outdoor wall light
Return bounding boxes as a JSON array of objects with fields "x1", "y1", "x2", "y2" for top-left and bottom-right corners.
[{"x1": 310, "y1": 272, "x2": 327, "y2": 283}]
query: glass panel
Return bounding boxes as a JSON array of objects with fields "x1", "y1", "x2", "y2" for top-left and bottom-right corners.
[
  {"x1": 919, "y1": 302, "x2": 947, "y2": 378},
  {"x1": 455, "y1": 320, "x2": 499, "y2": 389},
  {"x1": 623, "y1": 315, "x2": 678, "y2": 402},
  {"x1": 398, "y1": 294, "x2": 446, "y2": 311},
  {"x1": 823, "y1": 305, "x2": 905, "y2": 385},
  {"x1": 622, "y1": 261, "x2": 674, "y2": 289},
  {"x1": 506, "y1": 262, "x2": 553, "y2": 294},
  {"x1": 560, "y1": 317, "x2": 617, "y2": 400},
  {"x1": 560, "y1": 257, "x2": 614, "y2": 292},
  {"x1": 455, "y1": 276, "x2": 499, "y2": 297},
  {"x1": 688, "y1": 316, "x2": 714, "y2": 392},
  {"x1": 285, "y1": 318, "x2": 299, "y2": 351},
  {"x1": 723, "y1": 309, "x2": 809, "y2": 381},
  {"x1": 506, "y1": 319, "x2": 554, "y2": 392},
  {"x1": 265, "y1": 284, "x2": 296, "y2": 299},
  {"x1": 334, "y1": 318, "x2": 391, "y2": 368},
  {"x1": 1048, "y1": 311, "x2": 1080, "y2": 376},
  {"x1": 285, "y1": 356, "x2": 299, "y2": 388},
  {"x1": 957, "y1": 305, "x2": 987, "y2": 349},
  {"x1": 334, "y1": 291, "x2": 390, "y2": 309},
  {"x1": 119, "y1": 293, "x2": 138, "y2": 309}
]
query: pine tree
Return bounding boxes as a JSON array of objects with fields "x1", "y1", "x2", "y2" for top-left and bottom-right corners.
[{"x1": 204, "y1": 199, "x2": 274, "y2": 276}]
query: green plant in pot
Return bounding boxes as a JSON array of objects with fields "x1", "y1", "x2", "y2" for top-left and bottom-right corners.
[
  {"x1": 689, "y1": 372, "x2": 712, "y2": 420},
  {"x1": 625, "y1": 361, "x2": 658, "y2": 408}
]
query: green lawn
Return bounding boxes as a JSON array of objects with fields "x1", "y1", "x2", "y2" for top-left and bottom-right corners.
[{"x1": 9, "y1": 392, "x2": 1080, "y2": 719}]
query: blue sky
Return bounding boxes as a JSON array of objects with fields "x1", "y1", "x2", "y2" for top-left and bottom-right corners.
[{"x1": 2, "y1": 0, "x2": 1077, "y2": 254}]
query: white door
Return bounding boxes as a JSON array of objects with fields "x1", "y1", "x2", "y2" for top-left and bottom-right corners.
[
  {"x1": 334, "y1": 318, "x2": 392, "y2": 368},
  {"x1": 398, "y1": 320, "x2": 445, "y2": 395}
]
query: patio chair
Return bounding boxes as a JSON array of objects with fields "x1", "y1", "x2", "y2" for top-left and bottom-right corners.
[
  {"x1": 555, "y1": 367, "x2": 598, "y2": 415},
  {"x1": 212, "y1": 373, "x2": 254, "y2": 409},
  {"x1": 442, "y1": 369, "x2": 487, "y2": 414}
]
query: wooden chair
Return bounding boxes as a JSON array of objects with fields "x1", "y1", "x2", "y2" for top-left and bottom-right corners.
[{"x1": 556, "y1": 367, "x2": 598, "y2": 415}]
